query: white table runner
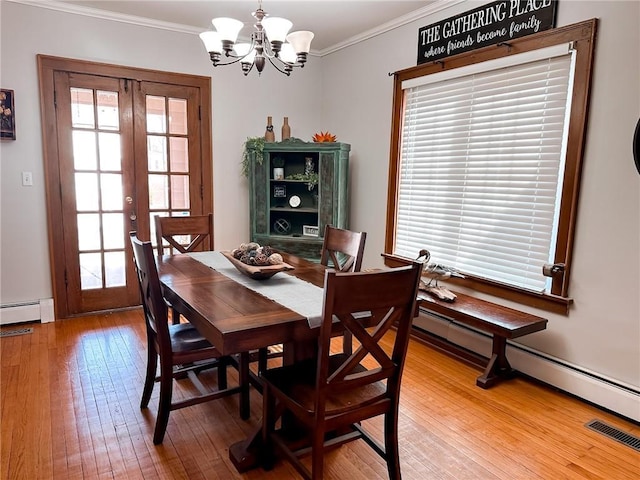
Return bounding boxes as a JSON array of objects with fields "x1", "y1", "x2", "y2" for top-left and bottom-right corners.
[{"x1": 188, "y1": 251, "x2": 324, "y2": 328}]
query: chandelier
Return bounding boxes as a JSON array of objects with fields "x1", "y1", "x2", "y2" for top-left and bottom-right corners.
[{"x1": 199, "y1": 1, "x2": 314, "y2": 76}]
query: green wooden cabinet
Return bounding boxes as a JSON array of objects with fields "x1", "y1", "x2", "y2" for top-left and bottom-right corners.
[{"x1": 249, "y1": 140, "x2": 350, "y2": 260}]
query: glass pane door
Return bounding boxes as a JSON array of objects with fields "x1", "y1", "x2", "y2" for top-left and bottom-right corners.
[
  {"x1": 39, "y1": 57, "x2": 213, "y2": 318},
  {"x1": 55, "y1": 72, "x2": 138, "y2": 313},
  {"x1": 73, "y1": 89, "x2": 127, "y2": 290},
  {"x1": 133, "y1": 82, "x2": 204, "y2": 257}
]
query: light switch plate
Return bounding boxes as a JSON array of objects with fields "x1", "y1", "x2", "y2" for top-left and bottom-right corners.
[{"x1": 22, "y1": 171, "x2": 33, "y2": 186}]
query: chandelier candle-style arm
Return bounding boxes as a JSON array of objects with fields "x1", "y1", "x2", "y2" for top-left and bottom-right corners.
[{"x1": 199, "y1": 2, "x2": 314, "y2": 76}]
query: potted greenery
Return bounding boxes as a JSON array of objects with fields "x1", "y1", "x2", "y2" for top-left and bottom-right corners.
[
  {"x1": 241, "y1": 136, "x2": 265, "y2": 177},
  {"x1": 286, "y1": 172, "x2": 319, "y2": 191}
]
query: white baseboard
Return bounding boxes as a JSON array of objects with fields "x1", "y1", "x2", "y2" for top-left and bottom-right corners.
[
  {"x1": 40, "y1": 298, "x2": 55, "y2": 323},
  {"x1": 413, "y1": 312, "x2": 640, "y2": 423},
  {"x1": 0, "y1": 298, "x2": 55, "y2": 325}
]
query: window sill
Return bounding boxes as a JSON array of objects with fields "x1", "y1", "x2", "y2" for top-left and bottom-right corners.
[{"x1": 382, "y1": 254, "x2": 573, "y2": 315}]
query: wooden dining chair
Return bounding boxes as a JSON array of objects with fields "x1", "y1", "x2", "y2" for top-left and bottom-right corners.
[
  {"x1": 154, "y1": 213, "x2": 214, "y2": 260},
  {"x1": 320, "y1": 224, "x2": 366, "y2": 273},
  {"x1": 130, "y1": 232, "x2": 250, "y2": 445},
  {"x1": 260, "y1": 262, "x2": 422, "y2": 480},
  {"x1": 154, "y1": 214, "x2": 214, "y2": 324},
  {"x1": 256, "y1": 225, "x2": 366, "y2": 374},
  {"x1": 320, "y1": 224, "x2": 367, "y2": 355}
]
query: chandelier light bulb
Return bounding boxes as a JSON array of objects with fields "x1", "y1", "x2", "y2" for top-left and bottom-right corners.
[
  {"x1": 199, "y1": 31, "x2": 223, "y2": 54},
  {"x1": 286, "y1": 31, "x2": 314, "y2": 54},
  {"x1": 279, "y1": 43, "x2": 297, "y2": 64},
  {"x1": 262, "y1": 17, "x2": 293, "y2": 43},
  {"x1": 211, "y1": 17, "x2": 244, "y2": 43}
]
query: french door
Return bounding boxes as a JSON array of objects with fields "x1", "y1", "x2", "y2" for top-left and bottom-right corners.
[{"x1": 38, "y1": 56, "x2": 212, "y2": 318}]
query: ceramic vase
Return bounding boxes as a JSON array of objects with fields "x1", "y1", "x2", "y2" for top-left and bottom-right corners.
[
  {"x1": 282, "y1": 117, "x2": 291, "y2": 141},
  {"x1": 265, "y1": 116, "x2": 275, "y2": 142}
]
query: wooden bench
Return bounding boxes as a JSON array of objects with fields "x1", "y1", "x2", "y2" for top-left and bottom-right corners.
[{"x1": 417, "y1": 291, "x2": 548, "y2": 388}]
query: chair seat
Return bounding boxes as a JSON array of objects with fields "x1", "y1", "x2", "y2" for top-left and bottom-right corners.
[
  {"x1": 169, "y1": 322, "x2": 223, "y2": 367},
  {"x1": 169, "y1": 322, "x2": 216, "y2": 352},
  {"x1": 261, "y1": 354, "x2": 387, "y2": 417}
]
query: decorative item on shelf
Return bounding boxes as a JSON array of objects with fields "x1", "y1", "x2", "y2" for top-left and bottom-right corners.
[
  {"x1": 199, "y1": 1, "x2": 314, "y2": 77},
  {"x1": 281, "y1": 117, "x2": 291, "y2": 141},
  {"x1": 272, "y1": 156, "x2": 285, "y2": 179},
  {"x1": 265, "y1": 116, "x2": 275, "y2": 142},
  {"x1": 302, "y1": 225, "x2": 319, "y2": 237},
  {"x1": 285, "y1": 172, "x2": 318, "y2": 191},
  {"x1": 273, "y1": 218, "x2": 292, "y2": 235},
  {"x1": 288, "y1": 195, "x2": 301, "y2": 208},
  {"x1": 273, "y1": 185, "x2": 286, "y2": 197},
  {"x1": 304, "y1": 156, "x2": 314, "y2": 175},
  {"x1": 312, "y1": 131, "x2": 337, "y2": 142},
  {"x1": 241, "y1": 136, "x2": 265, "y2": 177}
]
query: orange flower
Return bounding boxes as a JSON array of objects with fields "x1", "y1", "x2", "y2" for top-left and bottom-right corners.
[{"x1": 312, "y1": 131, "x2": 336, "y2": 142}]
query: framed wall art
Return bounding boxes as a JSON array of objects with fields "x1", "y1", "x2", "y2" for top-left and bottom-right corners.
[{"x1": 1, "y1": 89, "x2": 16, "y2": 140}]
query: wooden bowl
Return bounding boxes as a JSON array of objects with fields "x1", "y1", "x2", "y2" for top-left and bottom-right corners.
[{"x1": 221, "y1": 251, "x2": 294, "y2": 280}]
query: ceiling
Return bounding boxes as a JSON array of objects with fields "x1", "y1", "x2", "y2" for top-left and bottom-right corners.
[{"x1": 52, "y1": 1, "x2": 436, "y2": 52}]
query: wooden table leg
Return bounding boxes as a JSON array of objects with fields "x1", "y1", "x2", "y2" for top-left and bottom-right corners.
[
  {"x1": 229, "y1": 339, "x2": 317, "y2": 472},
  {"x1": 229, "y1": 425, "x2": 263, "y2": 473},
  {"x1": 476, "y1": 335, "x2": 516, "y2": 388},
  {"x1": 239, "y1": 351, "x2": 250, "y2": 420}
]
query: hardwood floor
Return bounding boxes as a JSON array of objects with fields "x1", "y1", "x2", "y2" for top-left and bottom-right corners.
[{"x1": 1, "y1": 309, "x2": 638, "y2": 479}]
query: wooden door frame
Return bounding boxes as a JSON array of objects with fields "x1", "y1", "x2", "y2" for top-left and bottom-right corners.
[{"x1": 37, "y1": 55, "x2": 213, "y2": 319}]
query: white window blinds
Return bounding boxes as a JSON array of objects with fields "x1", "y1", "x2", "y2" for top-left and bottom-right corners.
[{"x1": 395, "y1": 48, "x2": 575, "y2": 292}]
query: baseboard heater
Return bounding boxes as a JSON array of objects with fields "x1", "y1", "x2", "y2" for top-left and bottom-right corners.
[{"x1": 0, "y1": 299, "x2": 54, "y2": 325}]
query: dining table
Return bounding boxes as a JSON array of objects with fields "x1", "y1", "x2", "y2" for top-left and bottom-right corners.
[{"x1": 157, "y1": 250, "x2": 329, "y2": 472}]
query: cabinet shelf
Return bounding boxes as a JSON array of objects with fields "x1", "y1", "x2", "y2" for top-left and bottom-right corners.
[
  {"x1": 270, "y1": 207, "x2": 317, "y2": 213},
  {"x1": 248, "y1": 140, "x2": 350, "y2": 260},
  {"x1": 270, "y1": 179, "x2": 315, "y2": 184}
]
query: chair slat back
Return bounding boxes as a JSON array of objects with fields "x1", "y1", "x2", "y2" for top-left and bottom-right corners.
[
  {"x1": 320, "y1": 225, "x2": 366, "y2": 273},
  {"x1": 155, "y1": 214, "x2": 214, "y2": 260},
  {"x1": 130, "y1": 232, "x2": 171, "y2": 355},
  {"x1": 316, "y1": 263, "x2": 422, "y2": 409}
]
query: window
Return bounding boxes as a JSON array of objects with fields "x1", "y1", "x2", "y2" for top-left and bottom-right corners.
[{"x1": 385, "y1": 20, "x2": 597, "y2": 313}]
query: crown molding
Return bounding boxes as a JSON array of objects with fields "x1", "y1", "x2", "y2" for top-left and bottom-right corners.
[
  {"x1": 317, "y1": 0, "x2": 467, "y2": 57},
  {"x1": 6, "y1": 0, "x2": 200, "y2": 35},
  {"x1": 7, "y1": 0, "x2": 467, "y2": 57}
]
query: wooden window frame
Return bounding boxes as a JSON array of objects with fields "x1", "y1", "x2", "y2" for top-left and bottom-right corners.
[{"x1": 385, "y1": 19, "x2": 597, "y2": 315}]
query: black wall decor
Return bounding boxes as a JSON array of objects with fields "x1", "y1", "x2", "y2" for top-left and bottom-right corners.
[
  {"x1": 417, "y1": 0, "x2": 557, "y2": 65},
  {"x1": 634, "y1": 118, "x2": 640, "y2": 175},
  {"x1": 0, "y1": 89, "x2": 16, "y2": 140}
]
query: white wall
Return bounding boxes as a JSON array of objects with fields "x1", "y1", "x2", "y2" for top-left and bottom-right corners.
[
  {"x1": 0, "y1": 1, "x2": 322, "y2": 303},
  {"x1": 322, "y1": 0, "x2": 640, "y2": 401},
  {"x1": 1, "y1": 1, "x2": 638, "y2": 417}
]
